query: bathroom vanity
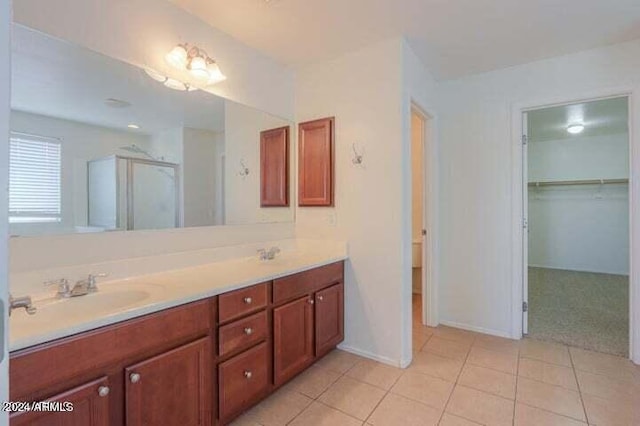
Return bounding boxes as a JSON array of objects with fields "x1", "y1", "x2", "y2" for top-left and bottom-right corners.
[{"x1": 9, "y1": 261, "x2": 344, "y2": 425}]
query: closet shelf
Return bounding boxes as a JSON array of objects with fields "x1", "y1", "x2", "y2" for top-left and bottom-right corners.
[{"x1": 528, "y1": 178, "x2": 629, "y2": 187}]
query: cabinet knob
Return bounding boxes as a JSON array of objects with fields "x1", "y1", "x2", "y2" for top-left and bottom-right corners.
[
  {"x1": 243, "y1": 297, "x2": 253, "y2": 304},
  {"x1": 318, "y1": 296, "x2": 324, "y2": 301},
  {"x1": 97, "y1": 386, "x2": 110, "y2": 397},
  {"x1": 130, "y1": 373, "x2": 141, "y2": 384},
  {"x1": 308, "y1": 299, "x2": 315, "y2": 305},
  {"x1": 244, "y1": 327, "x2": 253, "y2": 335},
  {"x1": 244, "y1": 370, "x2": 253, "y2": 379}
]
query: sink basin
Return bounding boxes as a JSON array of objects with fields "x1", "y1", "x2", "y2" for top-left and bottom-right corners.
[{"x1": 10, "y1": 282, "x2": 165, "y2": 330}]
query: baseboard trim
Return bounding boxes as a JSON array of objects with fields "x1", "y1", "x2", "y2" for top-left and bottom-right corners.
[
  {"x1": 439, "y1": 320, "x2": 513, "y2": 339},
  {"x1": 337, "y1": 344, "x2": 410, "y2": 368},
  {"x1": 528, "y1": 264, "x2": 629, "y2": 277}
]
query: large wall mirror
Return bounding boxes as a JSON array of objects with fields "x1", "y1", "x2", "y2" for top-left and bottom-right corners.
[{"x1": 9, "y1": 25, "x2": 294, "y2": 237}]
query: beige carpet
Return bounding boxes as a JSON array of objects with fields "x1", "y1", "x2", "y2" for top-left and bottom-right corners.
[{"x1": 528, "y1": 267, "x2": 629, "y2": 356}]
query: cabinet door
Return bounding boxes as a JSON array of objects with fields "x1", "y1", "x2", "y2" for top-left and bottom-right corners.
[
  {"x1": 315, "y1": 284, "x2": 344, "y2": 356},
  {"x1": 273, "y1": 296, "x2": 315, "y2": 385},
  {"x1": 298, "y1": 117, "x2": 334, "y2": 206},
  {"x1": 260, "y1": 126, "x2": 289, "y2": 207},
  {"x1": 11, "y1": 376, "x2": 110, "y2": 426},
  {"x1": 125, "y1": 337, "x2": 212, "y2": 426}
]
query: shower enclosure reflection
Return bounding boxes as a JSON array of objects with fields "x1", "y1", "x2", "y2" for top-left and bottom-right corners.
[{"x1": 88, "y1": 156, "x2": 179, "y2": 231}]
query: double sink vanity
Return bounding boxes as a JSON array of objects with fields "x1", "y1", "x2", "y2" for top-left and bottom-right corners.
[{"x1": 9, "y1": 246, "x2": 347, "y2": 425}]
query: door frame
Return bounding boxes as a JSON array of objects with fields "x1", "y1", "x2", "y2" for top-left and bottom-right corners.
[
  {"x1": 510, "y1": 87, "x2": 638, "y2": 363},
  {"x1": 411, "y1": 102, "x2": 439, "y2": 327}
]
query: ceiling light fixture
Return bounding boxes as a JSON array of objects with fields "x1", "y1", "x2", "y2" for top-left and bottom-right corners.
[
  {"x1": 164, "y1": 43, "x2": 227, "y2": 85},
  {"x1": 127, "y1": 124, "x2": 140, "y2": 129},
  {"x1": 567, "y1": 123, "x2": 585, "y2": 134}
]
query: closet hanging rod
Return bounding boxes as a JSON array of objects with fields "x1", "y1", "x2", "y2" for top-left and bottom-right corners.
[{"x1": 527, "y1": 178, "x2": 629, "y2": 187}]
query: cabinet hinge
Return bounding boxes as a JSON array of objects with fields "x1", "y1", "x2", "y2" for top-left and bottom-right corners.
[
  {"x1": 523, "y1": 301, "x2": 528, "y2": 312},
  {"x1": 522, "y1": 134, "x2": 528, "y2": 145},
  {"x1": 523, "y1": 218, "x2": 528, "y2": 229}
]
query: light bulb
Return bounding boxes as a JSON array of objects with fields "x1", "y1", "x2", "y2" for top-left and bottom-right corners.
[
  {"x1": 206, "y1": 61, "x2": 227, "y2": 84},
  {"x1": 165, "y1": 45, "x2": 188, "y2": 70},
  {"x1": 567, "y1": 123, "x2": 585, "y2": 134},
  {"x1": 189, "y1": 55, "x2": 209, "y2": 81},
  {"x1": 163, "y1": 78, "x2": 187, "y2": 91}
]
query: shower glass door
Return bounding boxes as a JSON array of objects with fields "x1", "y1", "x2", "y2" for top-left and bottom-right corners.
[{"x1": 130, "y1": 160, "x2": 179, "y2": 230}]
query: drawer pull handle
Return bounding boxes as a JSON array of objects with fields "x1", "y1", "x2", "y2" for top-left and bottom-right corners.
[
  {"x1": 308, "y1": 299, "x2": 315, "y2": 305},
  {"x1": 244, "y1": 370, "x2": 253, "y2": 379},
  {"x1": 244, "y1": 327, "x2": 253, "y2": 335},
  {"x1": 130, "y1": 373, "x2": 141, "y2": 384},
  {"x1": 244, "y1": 297, "x2": 253, "y2": 304},
  {"x1": 97, "y1": 386, "x2": 110, "y2": 397},
  {"x1": 318, "y1": 296, "x2": 324, "y2": 301}
]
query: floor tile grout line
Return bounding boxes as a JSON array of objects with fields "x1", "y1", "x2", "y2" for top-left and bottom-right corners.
[
  {"x1": 568, "y1": 348, "x2": 590, "y2": 424},
  {"x1": 436, "y1": 334, "x2": 477, "y2": 425},
  {"x1": 516, "y1": 400, "x2": 591, "y2": 425},
  {"x1": 361, "y1": 366, "x2": 406, "y2": 425}
]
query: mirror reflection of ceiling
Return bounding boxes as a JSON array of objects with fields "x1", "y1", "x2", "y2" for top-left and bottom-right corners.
[
  {"x1": 528, "y1": 97, "x2": 628, "y2": 142},
  {"x1": 10, "y1": 24, "x2": 225, "y2": 135}
]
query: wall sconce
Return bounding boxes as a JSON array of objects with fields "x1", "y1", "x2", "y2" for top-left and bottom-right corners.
[
  {"x1": 165, "y1": 43, "x2": 226, "y2": 85},
  {"x1": 351, "y1": 143, "x2": 364, "y2": 165},
  {"x1": 239, "y1": 159, "x2": 250, "y2": 177}
]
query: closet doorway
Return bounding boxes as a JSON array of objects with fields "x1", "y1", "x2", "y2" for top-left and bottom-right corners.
[{"x1": 522, "y1": 96, "x2": 630, "y2": 356}]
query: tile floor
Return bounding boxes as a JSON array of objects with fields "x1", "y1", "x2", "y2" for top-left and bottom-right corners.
[{"x1": 230, "y1": 300, "x2": 640, "y2": 425}]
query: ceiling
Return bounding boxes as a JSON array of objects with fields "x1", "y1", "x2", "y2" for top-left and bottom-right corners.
[
  {"x1": 169, "y1": 0, "x2": 640, "y2": 80},
  {"x1": 11, "y1": 25, "x2": 226, "y2": 135},
  {"x1": 528, "y1": 97, "x2": 629, "y2": 142}
]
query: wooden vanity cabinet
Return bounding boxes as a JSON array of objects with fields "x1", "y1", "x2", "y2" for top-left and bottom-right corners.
[
  {"x1": 11, "y1": 376, "x2": 111, "y2": 426},
  {"x1": 272, "y1": 262, "x2": 344, "y2": 386},
  {"x1": 125, "y1": 337, "x2": 212, "y2": 426},
  {"x1": 9, "y1": 262, "x2": 345, "y2": 426},
  {"x1": 273, "y1": 296, "x2": 315, "y2": 385}
]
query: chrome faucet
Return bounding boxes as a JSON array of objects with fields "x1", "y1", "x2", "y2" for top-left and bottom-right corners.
[
  {"x1": 45, "y1": 273, "x2": 108, "y2": 298},
  {"x1": 9, "y1": 294, "x2": 36, "y2": 316},
  {"x1": 257, "y1": 247, "x2": 281, "y2": 261}
]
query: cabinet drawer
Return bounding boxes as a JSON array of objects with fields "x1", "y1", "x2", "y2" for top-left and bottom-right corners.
[
  {"x1": 218, "y1": 283, "x2": 268, "y2": 323},
  {"x1": 218, "y1": 342, "x2": 269, "y2": 421},
  {"x1": 219, "y1": 310, "x2": 268, "y2": 357},
  {"x1": 273, "y1": 262, "x2": 343, "y2": 305}
]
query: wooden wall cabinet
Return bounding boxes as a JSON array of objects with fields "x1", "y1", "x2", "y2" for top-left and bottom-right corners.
[
  {"x1": 298, "y1": 117, "x2": 334, "y2": 206},
  {"x1": 260, "y1": 126, "x2": 289, "y2": 207},
  {"x1": 9, "y1": 262, "x2": 344, "y2": 426}
]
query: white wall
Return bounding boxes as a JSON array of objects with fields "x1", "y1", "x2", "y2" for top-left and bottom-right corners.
[
  {"x1": 295, "y1": 38, "x2": 436, "y2": 367},
  {"x1": 436, "y1": 39, "x2": 640, "y2": 338},
  {"x1": 182, "y1": 127, "x2": 224, "y2": 227},
  {"x1": 224, "y1": 101, "x2": 294, "y2": 225},
  {"x1": 528, "y1": 133, "x2": 629, "y2": 275},
  {"x1": 10, "y1": 111, "x2": 151, "y2": 235},
  {"x1": 12, "y1": 0, "x2": 295, "y2": 119},
  {"x1": 0, "y1": 0, "x2": 9, "y2": 420}
]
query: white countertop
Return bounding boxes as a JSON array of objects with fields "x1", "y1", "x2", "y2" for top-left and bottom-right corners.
[{"x1": 10, "y1": 245, "x2": 347, "y2": 351}]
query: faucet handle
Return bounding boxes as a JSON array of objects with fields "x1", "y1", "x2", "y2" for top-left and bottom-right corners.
[
  {"x1": 270, "y1": 247, "x2": 281, "y2": 254},
  {"x1": 87, "y1": 273, "x2": 108, "y2": 289}
]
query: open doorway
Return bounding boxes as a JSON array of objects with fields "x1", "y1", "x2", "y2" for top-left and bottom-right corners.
[
  {"x1": 522, "y1": 96, "x2": 630, "y2": 356},
  {"x1": 411, "y1": 105, "x2": 435, "y2": 334}
]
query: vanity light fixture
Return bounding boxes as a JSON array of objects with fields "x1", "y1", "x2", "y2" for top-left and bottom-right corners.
[
  {"x1": 567, "y1": 123, "x2": 585, "y2": 134},
  {"x1": 144, "y1": 68, "x2": 197, "y2": 91},
  {"x1": 164, "y1": 43, "x2": 227, "y2": 85}
]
